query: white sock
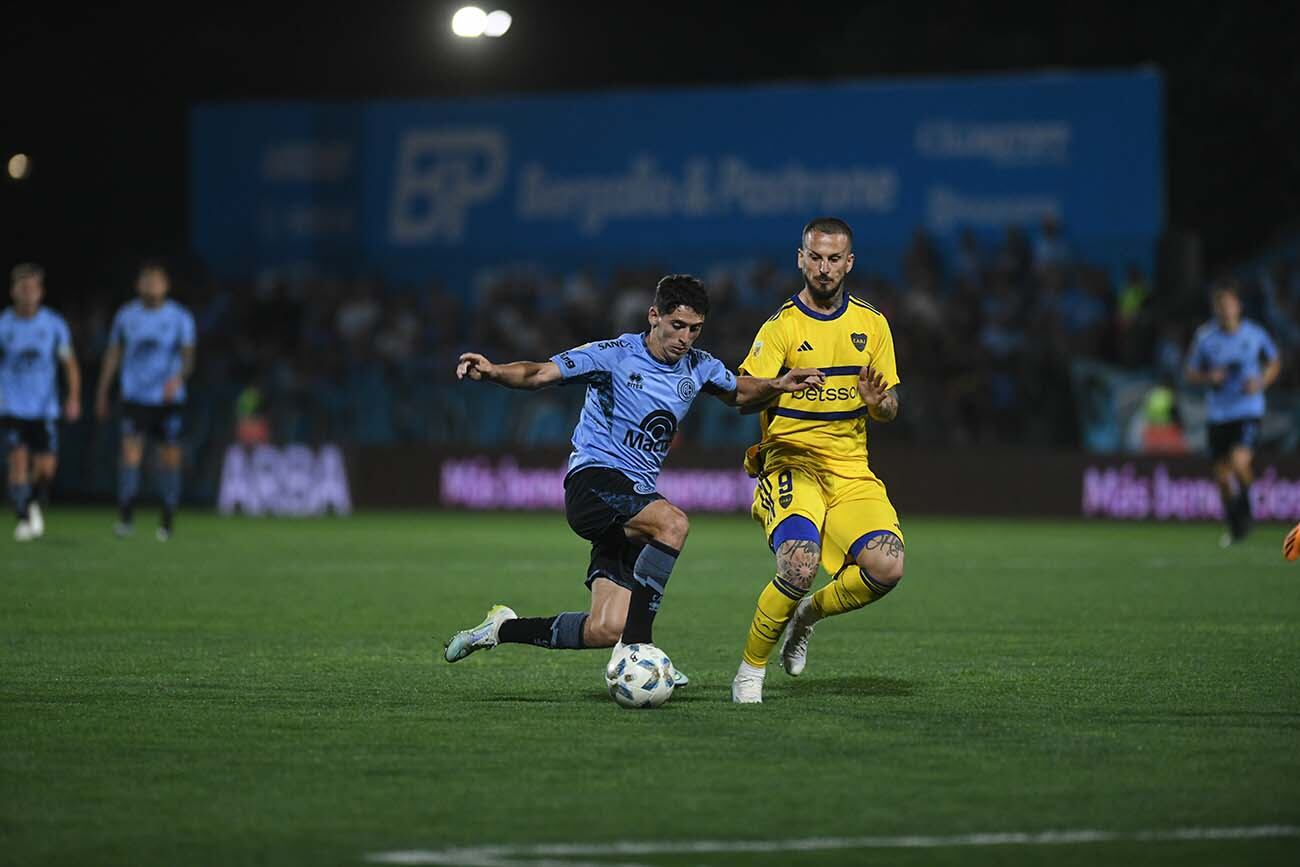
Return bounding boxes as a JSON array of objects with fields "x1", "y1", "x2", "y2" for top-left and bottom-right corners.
[{"x1": 737, "y1": 661, "x2": 766, "y2": 679}]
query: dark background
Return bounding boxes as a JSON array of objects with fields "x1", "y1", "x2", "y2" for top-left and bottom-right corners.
[{"x1": 3, "y1": 1, "x2": 1299, "y2": 297}]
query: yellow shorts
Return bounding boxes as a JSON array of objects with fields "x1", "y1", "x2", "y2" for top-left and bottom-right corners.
[{"x1": 751, "y1": 459, "x2": 903, "y2": 576}]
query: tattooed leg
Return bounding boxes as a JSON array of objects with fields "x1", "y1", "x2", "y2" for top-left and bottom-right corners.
[
  {"x1": 808, "y1": 531, "x2": 905, "y2": 619},
  {"x1": 740, "y1": 529, "x2": 821, "y2": 669}
]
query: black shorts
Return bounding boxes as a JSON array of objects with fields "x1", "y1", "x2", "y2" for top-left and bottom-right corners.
[
  {"x1": 563, "y1": 466, "x2": 662, "y2": 592},
  {"x1": 121, "y1": 402, "x2": 184, "y2": 444},
  {"x1": 1207, "y1": 417, "x2": 1261, "y2": 461},
  {"x1": 1, "y1": 416, "x2": 57, "y2": 454}
]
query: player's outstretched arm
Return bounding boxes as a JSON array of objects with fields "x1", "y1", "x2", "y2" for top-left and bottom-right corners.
[
  {"x1": 456, "y1": 353, "x2": 563, "y2": 390},
  {"x1": 723, "y1": 368, "x2": 826, "y2": 410},
  {"x1": 858, "y1": 366, "x2": 899, "y2": 422}
]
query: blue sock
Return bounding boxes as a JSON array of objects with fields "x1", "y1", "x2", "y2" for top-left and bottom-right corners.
[
  {"x1": 158, "y1": 468, "x2": 181, "y2": 532},
  {"x1": 10, "y1": 483, "x2": 32, "y2": 520},
  {"x1": 159, "y1": 468, "x2": 181, "y2": 511},
  {"x1": 119, "y1": 465, "x2": 140, "y2": 508}
]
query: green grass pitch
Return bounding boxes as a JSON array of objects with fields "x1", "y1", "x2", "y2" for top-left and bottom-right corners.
[{"x1": 2, "y1": 509, "x2": 1298, "y2": 866}]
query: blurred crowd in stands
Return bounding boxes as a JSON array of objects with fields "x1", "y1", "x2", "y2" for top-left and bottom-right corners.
[{"x1": 48, "y1": 218, "x2": 1300, "y2": 451}]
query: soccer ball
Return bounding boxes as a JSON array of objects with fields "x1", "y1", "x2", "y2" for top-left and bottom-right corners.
[{"x1": 605, "y1": 643, "x2": 675, "y2": 709}]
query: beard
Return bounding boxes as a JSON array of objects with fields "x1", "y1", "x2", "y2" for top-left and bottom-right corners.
[{"x1": 805, "y1": 273, "x2": 844, "y2": 304}]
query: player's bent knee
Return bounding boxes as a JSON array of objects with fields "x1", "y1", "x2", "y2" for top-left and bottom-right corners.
[
  {"x1": 869, "y1": 553, "x2": 905, "y2": 586},
  {"x1": 851, "y1": 531, "x2": 905, "y2": 589}
]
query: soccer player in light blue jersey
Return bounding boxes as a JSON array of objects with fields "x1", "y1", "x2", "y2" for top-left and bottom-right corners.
[
  {"x1": 443, "y1": 275, "x2": 824, "y2": 686},
  {"x1": 1184, "y1": 282, "x2": 1281, "y2": 546},
  {"x1": 94, "y1": 262, "x2": 196, "y2": 541},
  {"x1": 1, "y1": 264, "x2": 81, "y2": 541}
]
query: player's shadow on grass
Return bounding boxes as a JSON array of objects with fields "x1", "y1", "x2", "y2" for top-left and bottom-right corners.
[{"x1": 768, "y1": 675, "x2": 916, "y2": 698}]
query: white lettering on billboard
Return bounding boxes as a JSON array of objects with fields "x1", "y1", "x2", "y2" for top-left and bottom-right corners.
[
  {"x1": 517, "y1": 157, "x2": 898, "y2": 236},
  {"x1": 219, "y1": 444, "x2": 353, "y2": 517},
  {"x1": 389, "y1": 129, "x2": 508, "y2": 243},
  {"x1": 926, "y1": 186, "x2": 1061, "y2": 232},
  {"x1": 915, "y1": 120, "x2": 1072, "y2": 165}
]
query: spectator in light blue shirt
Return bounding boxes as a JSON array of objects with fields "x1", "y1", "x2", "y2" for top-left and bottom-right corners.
[{"x1": 1183, "y1": 282, "x2": 1281, "y2": 546}]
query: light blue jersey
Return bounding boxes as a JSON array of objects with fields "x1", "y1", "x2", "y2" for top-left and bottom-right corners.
[
  {"x1": 551, "y1": 333, "x2": 737, "y2": 492},
  {"x1": 109, "y1": 300, "x2": 196, "y2": 405},
  {"x1": 1186, "y1": 318, "x2": 1278, "y2": 423},
  {"x1": 0, "y1": 307, "x2": 73, "y2": 420}
]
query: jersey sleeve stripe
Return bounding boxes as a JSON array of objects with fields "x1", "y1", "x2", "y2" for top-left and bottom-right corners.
[
  {"x1": 848, "y1": 296, "x2": 880, "y2": 314},
  {"x1": 770, "y1": 406, "x2": 869, "y2": 421},
  {"x1": 777, "y1": 365, "x2": 862, "y2": 377}
]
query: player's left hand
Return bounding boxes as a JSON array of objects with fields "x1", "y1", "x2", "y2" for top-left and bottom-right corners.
[
  {"x1": 163, "y1": 377, "x2": 182, "y2": 402},
  {"x1": 775, "y1": 368, "x2": 826, "y2": 392},
  {"x1": 858, "y1": 365, "x2": 890, "y2": 408},
  {"x1": 1243, "y1": 376, "x2": 1263, "y2": 395},
  {"x1": 64, "y1": 397, "x2": 82, "y2": 423}
]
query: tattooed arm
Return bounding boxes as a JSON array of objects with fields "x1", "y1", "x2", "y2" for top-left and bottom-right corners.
[{"x1": 858, "y1": 366, "x2": 899, "y2": 423}]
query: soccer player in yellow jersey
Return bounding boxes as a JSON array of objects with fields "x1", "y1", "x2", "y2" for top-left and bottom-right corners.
[{"x1": 731, "y1": 217, "x2": 904, "y2": 703}]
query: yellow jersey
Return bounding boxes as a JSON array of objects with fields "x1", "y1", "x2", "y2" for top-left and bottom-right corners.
[{"x1": 739, "y1": 292, "x2": 899, "y2": 481}]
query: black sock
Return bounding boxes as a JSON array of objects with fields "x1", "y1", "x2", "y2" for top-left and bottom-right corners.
[
  {"x1": 497, "y1": 612, "x2": 588, "y2": 649},
  {"x1": 621, "y1": 540, "x2": 680, "y2": 646},
  {"x1": 1234, "y1": 487, "x2": 1252, "y2": 536},
  {"x1": 1222, "y1": 490, "x2": 1243, "y2": 537},
  {"x1": 119, "y1": 501, "x2": 134, "y2": 525},
  {"x1": 33, "y1": 479, "x2": 50, "y2": 509},
  {"x1": 161, "y1": 508, "x2": 174, "y2": 533}
]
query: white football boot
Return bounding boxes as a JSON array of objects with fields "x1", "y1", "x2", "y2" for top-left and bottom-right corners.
[
  {"x1": 27, "y1": 503, "x2": 45, "y2": 538},
  {"x1": 14, "y1": 520, "x2": 36, "y2": 542},
  {"x1": 780, "y1": 597, "x2": 818, "y2": 677},
  {"x1": 731, "y1": 661, "x2": 766, "y2": 703},
  {"x1": 443, "y1": 605, "x2": 517, "y2": 662}
]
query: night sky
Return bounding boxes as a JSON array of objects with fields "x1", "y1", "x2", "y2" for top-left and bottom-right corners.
[{"x1": 4, "y1": 1, "x2": 1298, "y2": 295}]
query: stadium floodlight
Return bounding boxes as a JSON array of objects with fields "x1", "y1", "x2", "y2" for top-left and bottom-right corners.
[
  {"x1": 451, "y1": 6, "x2": 488, "y2": 38},
  {"x1": 483, "y1": 10, "x2": 512, "y2": 37},
  {"x1": 7, "y1": 153, "x2": 29, "y2": 180}
]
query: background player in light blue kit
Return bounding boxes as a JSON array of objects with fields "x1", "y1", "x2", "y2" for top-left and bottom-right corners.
[
  {"x1": 1184, "y1": 282, "x2": 1281, "y2": 546},
  {"x1": 1, "y1": 264, "x2": 82, "y2": 542},
  {"x1": 94, "y1": 262, "x2": 197, "y2": 541},
  {"x1": 442, "y1": 275, "x2": 824, "y2": 686}
]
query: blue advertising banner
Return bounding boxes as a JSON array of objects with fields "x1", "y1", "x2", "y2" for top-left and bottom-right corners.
[{"x1": 191, "y1": 69, "x2": 1163, "y2": 280}]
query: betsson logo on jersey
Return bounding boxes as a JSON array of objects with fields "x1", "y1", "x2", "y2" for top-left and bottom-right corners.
[{"x1": 791, "y1": 385, "x2": 859, "y2": 403}]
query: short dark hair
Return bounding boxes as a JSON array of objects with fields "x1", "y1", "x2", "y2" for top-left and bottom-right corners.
[
  {"x1": 138, "y1": 258, "x2": 169, "y2": 278},
  {"x1": 654, "y1": 274, "x2": 709, "y2": 317},
  {"x1": 802, "y1": 216, "x2": 854, "y2": 250},
  {"x1": 10, "y1": 263, "x2": 43, "y2": 285}
]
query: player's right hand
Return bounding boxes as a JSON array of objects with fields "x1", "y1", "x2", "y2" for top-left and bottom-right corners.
[
  {"x1": 456, "y1": 352, "x2": 493, "y2": 381},
  {"x1": 776, "y1": 368, "x2": 826, "y2": 392},
  {"x1": 1208, "y1": 368, "x2": 1227, "y2": 385}
]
